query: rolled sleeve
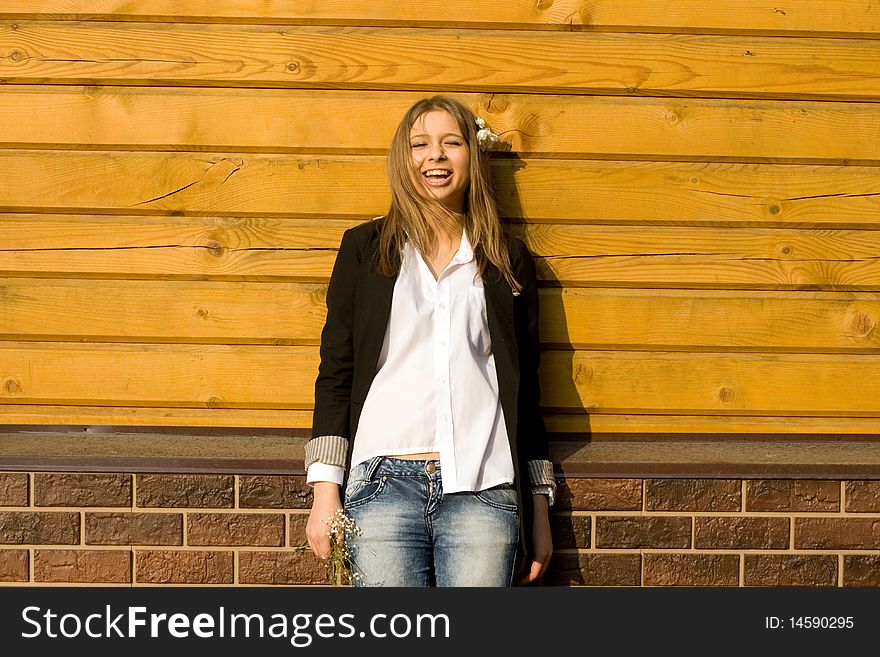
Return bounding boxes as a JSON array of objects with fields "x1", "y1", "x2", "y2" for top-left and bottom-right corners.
[
  {"x1": 304, "y1": 435, "x2": 349, "y2": 469},
  {"x1": 527, "y1": 459, "x2": 557, "y2": 507}
]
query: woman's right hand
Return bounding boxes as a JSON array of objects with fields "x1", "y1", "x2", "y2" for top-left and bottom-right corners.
[{"x1": 306, "y1": 481, "x2": 344, "y2": 558}]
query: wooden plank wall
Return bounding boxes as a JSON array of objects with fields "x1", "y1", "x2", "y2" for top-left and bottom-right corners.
[{"x1": 1, "y1": 1, "x2": 879, "y2": 438}]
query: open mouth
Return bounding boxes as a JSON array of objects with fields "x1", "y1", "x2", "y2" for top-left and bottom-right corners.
[{"x1": 423, "y1": 169, "x2": 452, "y2": 186}]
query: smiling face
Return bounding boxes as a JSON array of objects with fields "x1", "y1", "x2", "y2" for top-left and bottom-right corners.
[{"x1": 409, "y1": 110, "x2": 472, "y2": 213}]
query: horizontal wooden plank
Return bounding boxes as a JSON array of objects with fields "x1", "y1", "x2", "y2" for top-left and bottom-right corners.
[
  {"x1": 551, "y1": 350, "x2": 880, "y2": 415},
  {"x1": 2, "y1": 24, "x2": 880, "y2": 100},
  {"x1": 0, "y1": 214, "x2": 349, "y2": 281},
  {"x1": 0, "y1": 404, "x2": 316, "y2": 428},
  {"x1": 0, "y1": 342, "x2": 321, "y2": 408},
  {"x1": 6, "y1": 213, "x2": 880, "y2": 290},
  {"x1": 523, "y1": 224, "x2": 880, "y2": 290},
  {"x1": 6, "y1": 215, "x2": 880, "y2": 290},
  {"x1": 4, "y1": 87, "x2": 880, "y2": 163},
  {"x1": 3, "y1": 279, "x2": 880, "y2": 352},
  {"x1": 2, "y1": 405, "x2": 880, "y2": 436},
  {"x1": 0, "y1": 278, "x2": 328, "y2": 343},
  {"x1": 2, "y1": 1, "x2": 879, "y2": 37},
  {"x1": 3, "y1": 154, "x2": 880, "y2": 226},
  {"x1": 2, "y1": 343, "x2": 880, "y2": 414},
  {"x1": 549, "y1": 288, "x2": 880, "y2": 351},
  {"x1": 548, "y1": 414, "x2": 880, "y2": 436}
]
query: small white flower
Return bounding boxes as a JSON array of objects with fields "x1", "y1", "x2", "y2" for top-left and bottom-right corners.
[{"x1": 475, "y1": 116, "x2": 501, "y2": 152}]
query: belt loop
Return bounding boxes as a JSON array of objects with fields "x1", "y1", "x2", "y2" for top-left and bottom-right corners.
[{"x1": 364, "y1": 455, "x2": 384, "y2": 481}]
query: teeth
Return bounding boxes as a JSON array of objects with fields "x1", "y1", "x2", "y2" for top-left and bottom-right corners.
[{"x1": 424, "y1": 169, "x2": 451, "y2": 177}]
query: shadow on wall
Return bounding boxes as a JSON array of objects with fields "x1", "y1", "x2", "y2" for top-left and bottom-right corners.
[{"x1": 493, "y1": 151, "x2": 592, "y2": 587}]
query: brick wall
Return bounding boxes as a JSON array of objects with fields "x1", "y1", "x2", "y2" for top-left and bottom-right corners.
[
  {"x1": 3, "y1": 471, "x2": 880, "y2": 586},
  {"x1": 547, "y1": 477, "x2": 880, "y2": 586},
  {"x1": 0, "y1": 472, "x2": 326, "y2": 585}
]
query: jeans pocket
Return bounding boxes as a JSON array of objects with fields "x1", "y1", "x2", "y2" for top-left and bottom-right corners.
[
  {"x1": 474, "y1": 483, "x2": 518, "y2": 513},
  {"x1": 344, "y1": 457, "x2": 387, "y2": 509}
]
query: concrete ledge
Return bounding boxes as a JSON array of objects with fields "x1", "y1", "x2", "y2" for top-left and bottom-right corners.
[{"x1": 2, "y1": 425, "x2": 880, "y2": 478}]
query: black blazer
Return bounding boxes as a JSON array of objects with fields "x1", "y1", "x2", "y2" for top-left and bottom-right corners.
[{"x1": 312, "y1": 217, "x2": 549, "y2": 555}]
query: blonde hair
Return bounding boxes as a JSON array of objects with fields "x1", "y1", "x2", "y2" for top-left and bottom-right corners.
[{"x1": 377, "y1": 95, "x2": 522, "y2": 293}]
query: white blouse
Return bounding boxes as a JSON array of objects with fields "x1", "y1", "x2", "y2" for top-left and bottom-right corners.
[{"x1": 307, "y1": 228, "x2": 514, "y2": 492}]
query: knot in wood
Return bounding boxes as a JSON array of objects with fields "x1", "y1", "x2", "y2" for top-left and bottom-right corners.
[
  {"x1": 767, "y1": 204, "x2": 781, "y2": 215},
  {"x1": 206, "y1": 396, "x2": 223, "y2": 408},
  {"x1": 9, "y1": 50, "x2": 23, "y2": 62},
  {"x1": 4, "y1": 379, "x2": 21, "y2": 394},
  {"x1": 574, "y1": 363, "x2": 593, "y2": 385},
  {"x1": 287, "y1": 62, "x2": 299, "y2": 72},
  {"x1": 196, "y1": 306, "x2": 209, "y2": 319},
  {"x1": 779, "y1": 244, "x2": 793, "y2": 256},
  {"x1": 718, "y1": 387, "x2": 735, "y2": 403},
  {"x1": 204, "y1": 240, "x2": 225, "y2": 257},
  {"x1": 845, "y1": 309, "x2": 876, "y2": 339}
]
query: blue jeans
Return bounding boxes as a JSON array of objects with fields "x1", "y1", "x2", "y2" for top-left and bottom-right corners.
[{"x1": 343, "y1": 456, "x2": 519, "y2": 587}]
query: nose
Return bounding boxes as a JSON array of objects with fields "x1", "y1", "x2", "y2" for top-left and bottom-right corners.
[{"x1": 427, "y1": 141, "x2": 446, "y2": 161}]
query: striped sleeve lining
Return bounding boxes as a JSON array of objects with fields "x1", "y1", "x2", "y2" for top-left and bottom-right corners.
[
  {"x1": 304, "y1": 435, "x2": 349, "y2": 469},
  {"x1": 527, "y1": 459, "x2": 557, "y2": 507}
]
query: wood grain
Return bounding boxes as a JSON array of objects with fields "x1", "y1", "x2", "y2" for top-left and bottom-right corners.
[
  {"x1": 2, "y1": 405, "x2": 880, "y2": 436},
  {"x1": 4, "y1": 87, "x2": 880, "y2": 163},
  {"x1": 2, "y1": 1, "x2": 878, "y2": 35},
  {"x1": 2, "y1": 24, "x2": 880, "y2": 99},
  {"x1": 4, "y1": 214, "x2": 880, "y2": 289},
  {"x1": 521, "y1": 224, "x2": 880, "y2": 290},
  {"x1": 3, "y1": 154, "x2": 880, "y2": 226},
  {"x1": 2, "y1": 342, "x2": 880, "y2": 415},
  {"x1": 3, "y1": 278, "x2": 880, "y2": 351}
]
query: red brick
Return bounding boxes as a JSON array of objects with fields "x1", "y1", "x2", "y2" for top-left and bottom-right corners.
[
  {"x1": 34, "y1": 549, "x2": 131, "y2": 583},
  {"x1": 34, "y1": 473, "x2": 131, "y2": 507},
  {"x1": 239, "y1": 550, "x2": 328, "y2": 585},
  {"x1": 544, "y1": 553, "x2": 641, "y2": 586},
  {"x1": 136, "y1": 474, "x2": 234, "y2": 508},
  {"x1": 188, "y1": 513, "x2": 284, "y2": 547},
  {"x1": 795, "y1": 518, "x2": 880, "y2": 549},
  {"x1": 555, "y1": 478, "x2": 641, "y2": 511},
  {"x1": 596, "y1": 516, "x2": 691, "y2": 548},
  {"x1": 695, "y1": 517, "x2": 789, "y2": 549},
  {"x1": 239, "y1": 476, "x2": 312, "y2": 509},
  {"x1": 136, "y1": 550, "x2": 233, "y2": 584},
  {"x1": 0, "y1": 473, "x2": 28, "y2": 506},
  {"x1": 0, "y1": 549, "x2": 28, "y2": 582},
  {"x1": 550, "y1": 515, "x2": 591, "y2": 549},
  {"x1": 644, "y1": 554, "x2": 739, "y2": 586},
  {"x1": 844, "y1": 481, "x2": 880, "y2": 512},
  {"x1": 744, "y1": 555, "x2": 837, "y2": 586},
  {"x1": 646, "y1": 479, "x2": 740, "y2": 512},
  {"x1": 85, "y1": 512, "x2": 182, "y2": 545},
  {"x1": 843, "y1": 555, "x2": 880, "y2": 587},
  {"x1": 746, "y1": 480, "x2": 839, "y2": 512},
  {"x1": 0, "y1": 512, "x2": 79, "y2": 544}
]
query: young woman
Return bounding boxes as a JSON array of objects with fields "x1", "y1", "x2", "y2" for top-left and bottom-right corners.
[{"x1": 305, "y1": 95, "x2": 555, "y2": 586}]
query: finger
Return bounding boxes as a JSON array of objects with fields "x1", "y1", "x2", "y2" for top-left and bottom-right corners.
[{"x1": 516, "y1": 560, "x2": 541, "y2": 585}]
